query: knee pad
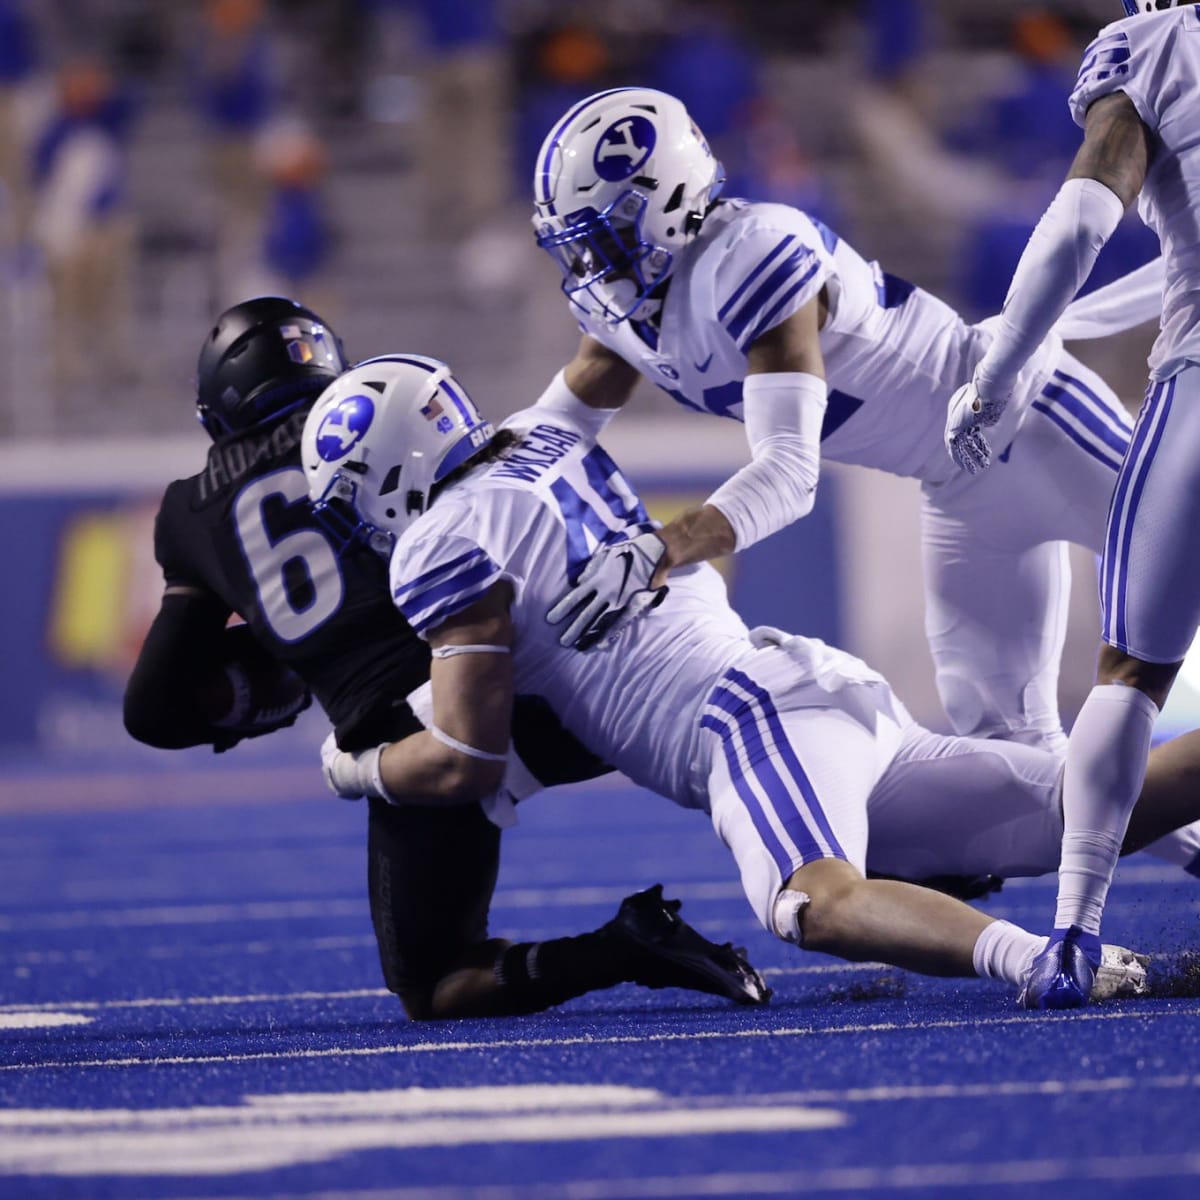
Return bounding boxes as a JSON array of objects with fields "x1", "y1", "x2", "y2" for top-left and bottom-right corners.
[
  {"x1": 937, "y1": 666, "x2": 1065, "y2": 752},
  {"x1": 771, "y1": 889, "x2": 811, "y2": 945},
  {"x1": 936, "y1": 668, "x2": 1001, "y2": 740}
]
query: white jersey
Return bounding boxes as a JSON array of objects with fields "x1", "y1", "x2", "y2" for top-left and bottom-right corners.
[
  {"x1": 575, "y1": 199, "x2": 1059, "y2": 484},
  {"x1": 1069, "y1": 7, "x2": 1200, "y2": 379},
  {"x1": 386, "y1": 408, "x2": 880, "y2": 806}
]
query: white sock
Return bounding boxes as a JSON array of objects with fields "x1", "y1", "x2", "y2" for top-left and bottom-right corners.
[
  {"x1": 1056, "y1": 683, "x2": 1159, "y2": 935},
  {"x1": 972, "y1": 920, "x2": 1046, "y2": 987}
]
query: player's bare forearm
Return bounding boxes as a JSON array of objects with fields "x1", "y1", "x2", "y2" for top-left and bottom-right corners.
[
  {"x1": 563, "y1": 335, "x2": 641, "y2": 408},
  {"x1": 655, "y1": 504, "x2": 736, "y2": 583},
  {"x1": 377, "y1": 583, "x2": 515, "y2": 804},
  {"x1": 378, "y1": 730, "x2": 504, "y2": 804},
  {"x1": 1068, "y1": 92, "x2": 1152, "y2": 207}
]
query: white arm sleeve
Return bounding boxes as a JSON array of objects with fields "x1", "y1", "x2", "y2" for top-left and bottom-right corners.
[
  {"x1": 705, "y1": 372, "x2": 827, "y2": 551},
  {"x1": 975, "y1": 177, "x2": 1126, "y2": 397},
  {"x1": 1055, "y1": 256, "x2": 1164, "y2": 341},
  {"x1": 533, "y1": 369, "x2": 622, "y2": 439}
]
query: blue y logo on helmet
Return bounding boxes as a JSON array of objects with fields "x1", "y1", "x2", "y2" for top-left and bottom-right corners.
[
  {"x1": 315, "y1": 394, "x2": 374, "y2": 462},
  {"x1": 594, "y1": 116, "x2": 656, "y2": 181}
]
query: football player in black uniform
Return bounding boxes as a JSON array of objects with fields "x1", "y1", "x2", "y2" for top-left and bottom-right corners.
[{"x1": 124, "y1": 297, "x2": 771, "y2": 1019}]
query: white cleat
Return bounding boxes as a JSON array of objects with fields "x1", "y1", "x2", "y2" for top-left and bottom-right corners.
[{"x1": 1091, "y1": 944, "x2": 1151, "y2": 1002}]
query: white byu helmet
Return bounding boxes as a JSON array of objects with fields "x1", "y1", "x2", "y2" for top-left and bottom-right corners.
[
  {"x1": 1122, "y1": 1, "x2": 1182, "y2": 13},
  {"x1": 532, "y1": 87, "x2": 724, "y2": 324},
  {"x1": 301, "y1": 355, "x2": 494, "y2": 550}
]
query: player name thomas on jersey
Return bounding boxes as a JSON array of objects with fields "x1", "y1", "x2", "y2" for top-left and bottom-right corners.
[{"x1": 193, "y1": 411, "x2": 311, "y2": 505}]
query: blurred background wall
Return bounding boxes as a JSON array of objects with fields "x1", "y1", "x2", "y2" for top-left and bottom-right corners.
[{"x1": 2, "y1": 0, "x2": 1189, "y2": 762}]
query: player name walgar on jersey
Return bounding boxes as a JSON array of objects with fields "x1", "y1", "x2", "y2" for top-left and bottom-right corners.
[{"x1": 576, "y1": 198, "x2": 1059, "y2": 483}]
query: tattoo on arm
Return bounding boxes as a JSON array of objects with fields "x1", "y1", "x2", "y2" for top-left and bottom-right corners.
[{"x1": 1068, "y1": 92, "x2": 1153, "y2": 208}]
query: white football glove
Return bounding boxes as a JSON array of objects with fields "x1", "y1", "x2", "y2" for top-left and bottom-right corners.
[
  {"x1": 320, "y1": 731, "x2": 391, "y2": 801},
  {"x1": 546, "y1": 530, "x2": 669, "y2": 651},
  {"x1": 944, "y1": 380, "x2": 1008, "y2": 475}
]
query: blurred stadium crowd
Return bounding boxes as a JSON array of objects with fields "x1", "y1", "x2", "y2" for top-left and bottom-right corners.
[{"x1": 0, "y1": 0, "x2": 1158, "y2": 439}]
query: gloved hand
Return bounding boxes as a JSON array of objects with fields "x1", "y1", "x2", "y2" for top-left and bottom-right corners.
[
  {"x1": 546, "y1": 530, "x2": 669, "y2": 651},
  {"x1": 320, "y1": 731, "x2": 391, "y2": 801},
  {"x1": 944, "y1": 380, "x2": 1008, "y2": 475}
]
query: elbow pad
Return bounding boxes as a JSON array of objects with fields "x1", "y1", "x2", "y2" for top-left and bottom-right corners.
[
  {"x1": 978, "y1": 177, "x2": 1125, "y2": 396},
  {"x1": 705, "y1": 372, "x2": 827, "y2": 551},
  {"x1": 534, "y1": 369, "x2": 622, "y2": 439}
]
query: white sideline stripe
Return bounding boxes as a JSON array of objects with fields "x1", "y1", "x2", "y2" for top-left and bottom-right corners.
[
  {"x1": 154, "y1": 1154, "x2": 1200, "y2": 1200},
  {"x1": 0, "y1": 1086, "x2": 666, "y2": 1126},
  {"x1": 0, "y1": 1108, "x2": 845, "y2": 1176},
  {"x1": 767, "y1": 1072, "x2": 1200, "y2": 1107},
  {"x1": 0, "y1": 965, "x2": 890, "y2": 1015},
  {"x1": 0, "y1": 989, "x2": 390, "y2": 1015},
  {"x1": 0, "y1": 1012, "x2": 94, "y2": 1029},
  {"x1": 3, "y1": 1005, "x2": 1196, "y2": 1074},
  {"x1": 768, "y1": 962, "x2": 892, "y2": 977}
]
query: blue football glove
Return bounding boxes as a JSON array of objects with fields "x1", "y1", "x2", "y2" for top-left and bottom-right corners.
[
  {"x1": 944, "y1": 380, "x2": 1008, "y2": 475},
  {"x1": 546, "y1": 531, "x2": 669, "y2": 651}
]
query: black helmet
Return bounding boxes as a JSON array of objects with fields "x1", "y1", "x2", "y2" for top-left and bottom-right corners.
[{"x1": 195, "y1": 296, "x2": 348, "y2": 439}]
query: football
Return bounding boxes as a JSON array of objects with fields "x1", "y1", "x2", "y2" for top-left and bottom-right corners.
[{"x1": 196, "y1": 624, "x2": 313, "y2": 736}]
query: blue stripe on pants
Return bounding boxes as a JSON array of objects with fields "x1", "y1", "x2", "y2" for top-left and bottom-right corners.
[
  {"x1": 724, "y1": 668, "x2": 848, "y2": 860},
  {"x1": 1104, "y1": 378, "x2": 1175, "y2": 649}
]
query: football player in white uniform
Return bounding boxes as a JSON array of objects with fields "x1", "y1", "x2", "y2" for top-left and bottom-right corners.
[
  {"x1": 297, "y1": 356, "x2": 1196, "y2": 1007},
  {"x1": 530, "y1": 87, "x2": 1133, "y2": 763},
  {"x1": 944, "y1": 1, "x2": 1200, "y2": 1009},
  {"x1": 527, "y1": 86, "x2": 1200, "y2": 888}
]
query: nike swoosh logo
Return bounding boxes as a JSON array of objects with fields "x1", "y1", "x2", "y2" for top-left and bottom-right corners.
[
  {"x1": 694, "y1": 354, "x2": 714, "y2": 373},
  {"x1": 616, "y1": 549, "x2": 635, "y2": 595}
]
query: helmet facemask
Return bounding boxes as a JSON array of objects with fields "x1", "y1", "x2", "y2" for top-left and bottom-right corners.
[
  {"x1": 537, "y1": 190, "x2": 673, "y2": 323},
  {"x1": 309, "y1": 468, "x2": 397, "y2": 559}
]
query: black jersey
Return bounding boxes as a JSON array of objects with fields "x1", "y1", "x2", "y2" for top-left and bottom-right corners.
[{"x1": 154, "y1": 407, "x2": 429, "y2": 745}]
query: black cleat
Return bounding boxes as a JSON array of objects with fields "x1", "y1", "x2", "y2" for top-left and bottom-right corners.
[{"x1": 604, "y1": 884, "x2": 772, "y2": 1005}]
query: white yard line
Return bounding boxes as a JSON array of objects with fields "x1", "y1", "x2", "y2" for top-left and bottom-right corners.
[
  {"x1": 2, "y1": 1005, "x2": 1196, "y2": 1074},
  {"x1": 0, "y1": 964, "x2": 892, "y2": 1016}
]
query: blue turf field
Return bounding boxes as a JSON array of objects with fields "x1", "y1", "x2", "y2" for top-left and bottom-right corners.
[{"x1": 1, "y1": 753, "x2": 1198, "y2": 1200}]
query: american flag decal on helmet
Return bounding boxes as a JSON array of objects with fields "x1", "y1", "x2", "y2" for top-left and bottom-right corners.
[
  {"x1": 279, "y1": 323, "x2": 314, "y2": 364},
  {"x1": 420, "y1": 396, "x2": 445, "y2": 421}
]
